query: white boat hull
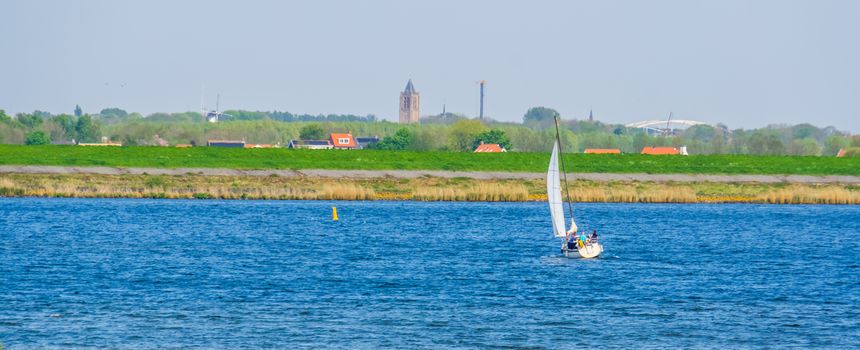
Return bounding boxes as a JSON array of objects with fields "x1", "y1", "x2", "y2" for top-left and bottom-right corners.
[{"x1": 561, "y1": 243, "x2": 603, "y2": 259}]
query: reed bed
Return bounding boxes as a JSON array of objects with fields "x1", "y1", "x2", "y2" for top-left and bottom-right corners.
[
  {"x1": 412, "y1": 183, "x2": 528, "y2": 202},
  {"x1": 761, "y1": 185, "x2": 860, "y2": 204},
  {"x1": 0, "y1": 173, "x2": 857, "y2": 204},
  {"x1": 412, "y1": 187, "x2": 468, "y2": 201},
  {"x1": 567, "y1": 185, "x2": 698, "y2": 203},
  {"x1": 315, "y1": 183, "x2": 376, "y2": 200},
  {"x1": 1, "y1": 174, "x2": 377, "y2": 200}
]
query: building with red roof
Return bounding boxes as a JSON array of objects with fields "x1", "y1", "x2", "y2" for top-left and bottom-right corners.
[
  {"x1": 329, "y1": 133, "x2": 358, "y2": 149},
  {"x1": 641, "y1": 146, "x2": 680, "y2": 155},
  {"x1": 836, "y1": 149, "x2": 847, "y2": 157},
  {"x1": 474, "y1": 142, "x2": 506, "y2": 153}
]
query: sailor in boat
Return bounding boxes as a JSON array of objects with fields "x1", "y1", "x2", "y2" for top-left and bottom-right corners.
[
  {"x1": 568, "y1": 229, "x2": 599, "y2": 250},
  {"x1": 566, "y1": 232, "x2": 578, "y2": 250}
]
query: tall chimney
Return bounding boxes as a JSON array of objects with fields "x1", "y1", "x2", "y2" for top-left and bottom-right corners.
[{"x1": 479, "y1": 80, "x2": 486, "y2": 119}]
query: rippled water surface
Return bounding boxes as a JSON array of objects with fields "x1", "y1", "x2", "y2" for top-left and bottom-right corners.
[{"x1": 1, "y1": 198, "x2": 859, "y2": 348}]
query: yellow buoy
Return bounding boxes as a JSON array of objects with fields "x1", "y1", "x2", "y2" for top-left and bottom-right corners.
[{"x1": 332, "y1": 206, "x2": 338, "y2": 221}]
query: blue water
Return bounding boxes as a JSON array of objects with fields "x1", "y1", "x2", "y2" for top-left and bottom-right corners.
[{"x1": 1, "y1": 198, "x2": 858, "y2": 349}]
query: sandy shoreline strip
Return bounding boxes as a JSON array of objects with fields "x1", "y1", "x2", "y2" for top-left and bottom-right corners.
[{"x1": 0, "y1": 165, "x2": 858, "y2": 184}]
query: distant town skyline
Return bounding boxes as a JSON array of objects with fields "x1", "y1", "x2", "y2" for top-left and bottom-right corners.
[{"x1": 1, "y1": 0, "x2": 858, "y2": 132}]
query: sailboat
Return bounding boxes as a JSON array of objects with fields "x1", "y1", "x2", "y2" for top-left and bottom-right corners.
[{"x1": 547, "y1": 115, "x2": 603, "y2": 259}]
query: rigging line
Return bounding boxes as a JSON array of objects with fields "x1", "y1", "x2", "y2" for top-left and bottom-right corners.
[{"x1": 553, "y1": 113, "x2": 575, "y2": 227}]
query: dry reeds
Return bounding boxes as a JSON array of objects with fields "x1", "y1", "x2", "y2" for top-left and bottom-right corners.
[
  {"x1": 315, "y1": 183, "x2": 376, "y2": 200},
  {"x1": 0, "y1": 174, "x2": 378, "y2": 201},
  {"x1": 762, "y1": 185, "x2": 860, "y2": 204},
  {"x1": 0, "y1": 173, "x2": 858, "y2": 204},
  {"x1": 0, "y1": 178, "x2": 16, "y2": 188},
  {"x1": 412, "y1": 183, "x2": 528, "y2": 202},
  {"x1": 570, "y1": 184, "x2": 697, "y2": 203},
  {"x1": 412, "y1": 187, "x2": 467, "y2": 201}
]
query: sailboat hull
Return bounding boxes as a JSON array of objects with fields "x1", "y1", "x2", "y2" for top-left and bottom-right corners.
[{"x1": 561, "y1": 243, "x2": 603, "y2": 259}]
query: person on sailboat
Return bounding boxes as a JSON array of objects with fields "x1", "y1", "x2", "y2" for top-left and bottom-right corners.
[
  {"x1": 579, "y1": 232, "x2": 588, "y2": 248},
  {"x1": 567, "y1": 234, "x2": 577, "y2": 250},
  {"x1": 565, "y1": 228, "x2": 577, "y2": 249},
  {"x1": 590, "y1": 230, "x2": 598, "y2": 243}
]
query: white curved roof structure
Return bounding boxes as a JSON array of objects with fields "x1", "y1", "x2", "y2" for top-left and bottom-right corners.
[{"x1": 625, "y1": 119, "x2": 711, "y2": 128}]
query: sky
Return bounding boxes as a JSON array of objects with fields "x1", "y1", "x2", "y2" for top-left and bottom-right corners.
[{"x1": 1, "y1": 0, "x2": 858, "y2": 132}]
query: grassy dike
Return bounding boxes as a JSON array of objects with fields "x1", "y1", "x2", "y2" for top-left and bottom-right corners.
[
  {"x1": 0, "y1": 173, "x2": 858, "y2": 204},
  {"x1": 1, "y1": 145, "x2": 858, "y2": 175}
]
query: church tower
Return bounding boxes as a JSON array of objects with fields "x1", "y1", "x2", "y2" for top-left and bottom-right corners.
[{"x1": 399, "y1": 79, "x2": 420, "y2": 123}]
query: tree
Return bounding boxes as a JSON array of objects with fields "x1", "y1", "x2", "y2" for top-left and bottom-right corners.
[
  {"x1": 631, "y1": 131, "x2": 651, "y2": 153},
  {"x1": 420, "y1": 112, "x2": 467, "y2": 125},
  {"x1": 75, "y1": 115, "x2": 101, "y2": 142},
  {"x1": 504, "y1": 127, "x2": 548, "y2": 152},
  {"x1": 25, "y1": 131, "x2": 51, "y2": 145},
  {"x1": 33, "y1": 110, "x2": 53, "y2": 119},
  {"x1": 791, "y1": 123, "x2": 819, "y2": 140},
  {"x1": 472, "y1": 128, "x2": 512, "y2": 150},
  {"x1": 99, "y1": 108, "x2": 128, "y2": 118},
  {"x1": 788, "y1": 138, "x2": 821, "y2": 156},
  {"x1": 74, "y1": 105, "x2": 83, "y2": 117},
  {"x1": 50, "y1": 114, "x2": 77, "y2": 139},
  {"x1": 523, "y1": 107, "x2": 559, "y2": 125},
  {"x1": 299, "y1": 124, "x2": 325, "y2": 140},
  {"x1": 844, "y1": 147, "x2": 860, "y2": 157},
  {"x1": 823, "y1": 135, "x2": 850, "y2": 156},
  {"x1": 709, "y1": 132, "x2": 727, "y2": 154},
  {"x1": 683, "y1": 125, "x2": 717, "y2": 143},
  {"x1": 448, "y1": 119, "x2": 487, "y2": 151},
  {"x1": 375, "y1": 128, "x2": 413, "y2": 150},
  {"x1": 0, "y1": 109, "x2": 10, "y2": 123},
  {"x1": 747, "y1": 131, "x2": 785, "y2": 155},
  {"x1": 16, "y1": 113, "x2": 42, "y2": 129},
  {"x1": 409, "y1": 127, "x2": 448, "y2": 151},
  {"x1": 570, "y1": 120, "x2": 604, "y2": 133}
]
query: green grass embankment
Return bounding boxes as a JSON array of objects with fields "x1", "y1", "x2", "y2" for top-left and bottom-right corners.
[{"x1": 0, "y1": 145, "x2": 858, "y2": 175}]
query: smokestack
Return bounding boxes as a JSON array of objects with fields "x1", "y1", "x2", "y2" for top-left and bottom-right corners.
[{"x1": 479, "y1": 80, "x2": 485, "y2": 119}]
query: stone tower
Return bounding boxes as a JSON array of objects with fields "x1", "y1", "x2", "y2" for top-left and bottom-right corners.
[{"x1": 399, "y1": 79, "x2": 420, "y2": 123}]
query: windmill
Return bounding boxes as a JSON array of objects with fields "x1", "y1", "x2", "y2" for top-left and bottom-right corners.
[
  {"x1": 662, "y1": 112, "x2": 674, "y2": 136},
  {"x1": 201, "y1": 90, "x2": 231, "y2": 123}
]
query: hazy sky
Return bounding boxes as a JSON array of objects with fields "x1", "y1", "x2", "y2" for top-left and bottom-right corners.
[{"x1": 2, "y1": 0, "x2": 858, "y2": 132}]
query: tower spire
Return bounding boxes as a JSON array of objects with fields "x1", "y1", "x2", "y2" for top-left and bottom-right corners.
[{"x1": 399, "y1": 79, "x2": 420, "y2": 123}]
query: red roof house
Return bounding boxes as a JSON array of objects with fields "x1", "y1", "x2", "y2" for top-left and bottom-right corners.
[
  {"x1": 474, "y1": 142, "x2": 506, "y2": 153},
  {"x1": 641, "y1": 146, "x2": 680, "y2": 155},
  {"x1": 584, "y1": 148, "x2": 621, "y2": 154},
  {"x1": 836, "y1": 149, "x2": 847, "y2": 157},
  {"x1": 329, "y1": 133, "x2": 358, "y2": 149}
]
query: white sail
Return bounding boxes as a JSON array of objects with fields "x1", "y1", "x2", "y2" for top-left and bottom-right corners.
[{"x1": 547, "y1": 141, "x2": 571, "y2": 238}]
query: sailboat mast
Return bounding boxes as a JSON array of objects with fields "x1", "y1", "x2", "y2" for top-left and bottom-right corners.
[{"x1": 553, "y1": 114, "x2": 575, "y2": 228}]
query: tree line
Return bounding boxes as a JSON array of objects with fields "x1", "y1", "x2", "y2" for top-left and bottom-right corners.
[
  {"x1": 0, "y1": 108, "x2": 100, "y2": 145},
  {"x1": 0, "y1": 106, "x2": 857, "y2": 156}
]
